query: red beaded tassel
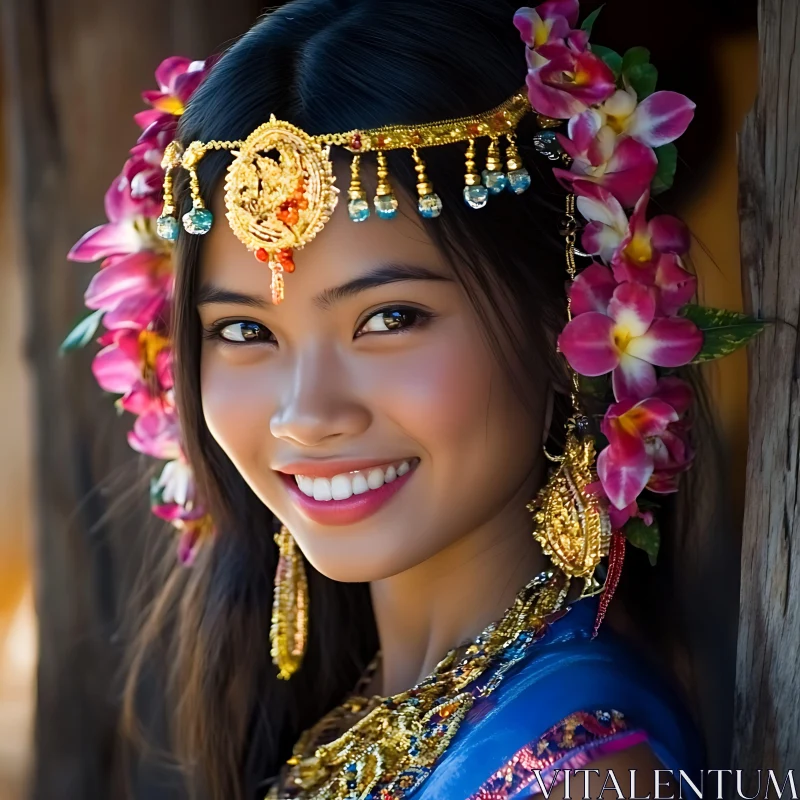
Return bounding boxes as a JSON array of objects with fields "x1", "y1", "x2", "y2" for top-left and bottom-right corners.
[{"x1": 592, "y1": 530, "x2": 626, "y2": 639}]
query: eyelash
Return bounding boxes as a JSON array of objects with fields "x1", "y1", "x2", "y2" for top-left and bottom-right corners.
[{"x1": 202, "y1": 305, "x2": 433, "y2": 346}]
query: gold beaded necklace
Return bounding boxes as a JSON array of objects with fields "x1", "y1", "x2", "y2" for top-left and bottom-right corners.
[{"x1": 266, "y1": 568, "x2": 570, "y2": 800}]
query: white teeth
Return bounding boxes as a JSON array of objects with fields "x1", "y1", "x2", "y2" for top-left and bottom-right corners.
[
  {"x1": 292, "y1": 459, "x2": 416, "y2": 502},
  {"x1": 296, "y1": 475, "x2": 315, "y2": 497},
  {"x1": 331, "y1": 474, "x2": 354, "y2": 500},
  {"x1": 352, "y1": 473, "x2": 369, "y2": 494},
  {"x1": 313, "y1": 478, "x2": 332, "y2": 501},
  {"x1": 367, "y1": 469, "x2": 385, "y2": 490}
]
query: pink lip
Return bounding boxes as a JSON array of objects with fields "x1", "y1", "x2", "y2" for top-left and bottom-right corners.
[{"x1": 279, "y1": 466, "x2": 417, "y2": 527}]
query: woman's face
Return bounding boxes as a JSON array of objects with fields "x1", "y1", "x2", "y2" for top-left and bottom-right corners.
[{"x1": 197, "y1": 167, "x2": 549, "y2": 582}]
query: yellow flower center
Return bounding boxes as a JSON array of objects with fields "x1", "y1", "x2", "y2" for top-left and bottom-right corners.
[
  {"x1": 624, "y1": 233, "x2": 654, "y2": 265},
  {"x1": 139, "y1": 329, "x2": 170, "y2": 377}
]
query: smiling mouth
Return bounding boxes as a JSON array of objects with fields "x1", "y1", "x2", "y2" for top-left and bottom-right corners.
[
  {"x1": 292, "y1": 458, "x2": 419, "y2": 501},
  {"x1": 278, "y1": 458, "x2": 420, "y2": 526}
]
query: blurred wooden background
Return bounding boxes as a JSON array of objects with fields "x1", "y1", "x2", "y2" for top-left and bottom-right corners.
[{"x1": 0, "y1": 0, "x2": 795, "y2": 797}]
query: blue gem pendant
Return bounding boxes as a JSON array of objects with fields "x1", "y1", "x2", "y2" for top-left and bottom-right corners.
[
  {"x1": 183, "y1": 205, "x2": 214, "y2": 234},
  {"x1": 412, "y1": 149, "x2": 442, "y2": 218},
  {"x1": 482, "y1": 136, "x2": 507, "y2": 194},
  {"x1": 504, "y1": 134, "x2": 530, "y2": 194},
  {"x1": 463, "y1": 138, "x2": 488, "y2": 209},
  {"x1": 347, "y1": 154, "x2": 370, "y2": 222},
  {"x1": 156, "y1": 213, "x2": 180, "y2": 241}
]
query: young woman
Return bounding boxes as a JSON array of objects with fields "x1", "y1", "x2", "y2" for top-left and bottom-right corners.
[{"x1": 68, "y1": 0, "x2": 758, "y2": 797}]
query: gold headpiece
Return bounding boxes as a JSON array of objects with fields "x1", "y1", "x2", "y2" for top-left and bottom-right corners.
[{"x1": 157, "y1": 90, "x2": 533, "y2": 303}]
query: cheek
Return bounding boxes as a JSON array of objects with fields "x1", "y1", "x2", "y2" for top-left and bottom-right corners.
[{"x1": 200, "y1": 348, "x2": 274, "y2": 474}]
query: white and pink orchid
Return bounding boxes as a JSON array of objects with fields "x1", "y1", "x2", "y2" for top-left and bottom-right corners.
[
  {"x1": 596, "y1": 376, "x2": 694, "y2": 510},
  {"x1": 553, "y1": 111, "x2": 658, "y2": 208},
  {"x1": 576, "y1": 184, "x2": 696, "y2": 314},
  {"x1": 513, "y1": 0, "x2": 579, "y2": 49},
  {"x1": 597, "y1": 87, "x2": 695, "y2": 148},
  {"x1": 559, "y1": 270, "x2": 702, "y2": 401}
]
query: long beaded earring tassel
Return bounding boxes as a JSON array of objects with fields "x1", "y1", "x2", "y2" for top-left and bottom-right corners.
[
  {"x1": 412, "y1": 149, "x2": 442, "y2": 218},
  {"x1": 270, "y1": 525, "x2": 309, "y2": 680},
  {"x1": 463, "y1": 139, "x2": 489, "y2": 209}
]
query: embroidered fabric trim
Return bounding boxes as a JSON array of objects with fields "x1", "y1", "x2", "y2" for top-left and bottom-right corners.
[{"x1": 467, "y1": 709, "x2": 648, "y2": 799}]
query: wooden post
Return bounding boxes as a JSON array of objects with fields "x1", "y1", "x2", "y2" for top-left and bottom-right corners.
[
  {"x1": 0, "y1": 2, "x2": 261, "y2": 797},
  {"x1": 735, "y1": 0, "x2": 800, "y2": 778}
]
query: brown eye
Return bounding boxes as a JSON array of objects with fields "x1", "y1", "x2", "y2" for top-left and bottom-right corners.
[
  {"x1": 217, "y1": 321, "x2": 275, "y2": 343},
  {"x1": 358, "y1": 307, "x2": 423, "y2": 334}
]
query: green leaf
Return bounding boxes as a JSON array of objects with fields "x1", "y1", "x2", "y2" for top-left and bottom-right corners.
[
  {"x1": 626, "y1": 62, "x2": 658, "y2": 100},
  {"x1": 621, "y1": 46, "x2": 651, "y2": 74},
  {"x1": 623, "y1": 517, "x2": 660, "y2": 566},
  {"x1": 591, "y1": 45, "x2": 623, "y2": 80},
  {"x1": 578, "y1": 373, "x2": 612, "y2": 401},
  {"x1": 60, "y1": 308, "x2": 104, "y2": 353},
  {"x1": 651, "y1": 143, "x2": 678, "y2": 195},
  {"x1": 581, "y1": 5, "x2": 604, "y2": 34},
  {"x1": 679, "y1": 305, "x2": 766, "y2": 363}
]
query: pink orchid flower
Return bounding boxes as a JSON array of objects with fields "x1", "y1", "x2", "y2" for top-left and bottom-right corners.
[
  {"x1": 513, "y1": 1, "x2": 579, "y2": 49},
  {"x1": 525, "y1": 40, "x2": 616, "y2": 121},
  {"x1": 576, "y1": 184, "x2": 696, "y2": 314},
  {"x1": 68, "y1": 177, "x2": 163, "y2": 264},
  {"x1": 128, "y1": 405, "x2": 181, "y2": 461},
  {"x1": 554, "y1": 111, "x2": 657, "y2": 207},
  {"x1": 597, "y1": 87, "x2": 696, "y2": 148},
  {"x1": 142, "y1": 56, "x2": 209, "y2": 116},
  {"x1": 647, "y1": 377, "x2": 695, "y2": 492},
  {"x1": 84, "y1": 249, "x2": 173, "y2": 330},
  {"x1": 559, "y1": 275, "x2": 703, "y2": 401},
  {"x1": 92, "y1": 329, "x2": 173, "y2": 414},
  {"x1": 597, "y1": 396, "x2": 680, "y2": 510}
]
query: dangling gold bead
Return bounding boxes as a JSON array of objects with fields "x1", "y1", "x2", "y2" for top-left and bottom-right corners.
[
  {"x1": 156, "y1": 141, "x2": 184, "y2": 241},
  {"x1": 372, "y1": 150, "x2": 398, "y2": 219},
  {"x1": 347, "y1": 154, "x2": 370, "y2": 222},
  {"x1": 180, "y1": 141, "x2": 214, "y2": 235},
  {"x1": 482, "y1": 136, "x2": 508, "y2": 194},
  {"x1": 463, "y1": 138, "x2": 488, "y2": 209},
  {"x1": 412, "y1": 148, "x2": 442, "y2": 218},
  {"x1": 504, "y1": 132, "x2": 531, "y2": 195},
  {"x1": 270, "y1": 525, "x2": 309, "y2": 680}
]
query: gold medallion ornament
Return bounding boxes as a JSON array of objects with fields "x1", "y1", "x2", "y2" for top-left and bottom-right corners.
[
  {"x1": 224, "y1": 118, "x2": 339, "y2": 304},
  {"x1": 156, "y1": 90, "x2": 535, "y2": 303}
]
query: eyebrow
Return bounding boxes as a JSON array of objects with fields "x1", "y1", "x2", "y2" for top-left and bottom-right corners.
[{"x1": 196, "y1": 262, "x2": 451, "y2": 310}]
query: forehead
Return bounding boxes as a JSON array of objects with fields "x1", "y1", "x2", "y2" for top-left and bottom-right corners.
[{"x1": 199, "y1": 159, "x2": 449, "y2": 302}]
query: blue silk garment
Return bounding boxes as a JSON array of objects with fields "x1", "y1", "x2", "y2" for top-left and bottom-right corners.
[{"x1": 411, "y1": 594, "x2": 705, "y2": 799}]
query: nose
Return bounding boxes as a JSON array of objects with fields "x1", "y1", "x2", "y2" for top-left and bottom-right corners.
[{"x1": 270, "y1": 346, "x2": 371, "y2": 448}]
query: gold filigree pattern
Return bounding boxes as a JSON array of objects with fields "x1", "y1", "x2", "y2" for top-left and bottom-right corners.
[
  {"x1": 527, "y1": 424, "x2": 612, "y2": 589},
  {"x1": 224, "y1": 117, "x2": 339, "y2": 303}
]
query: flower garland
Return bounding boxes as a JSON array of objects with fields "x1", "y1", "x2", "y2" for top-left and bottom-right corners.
[
  {"x1": 515, "y1": 0, "x2": 762, "y2": 560},
  {"x1": 66, "y1": 57, "x2": 215, "y2": 564}
]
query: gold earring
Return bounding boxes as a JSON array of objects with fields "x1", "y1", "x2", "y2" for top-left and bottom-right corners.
[
  {"x1": 270, "y1": 525, "x2": 309, "y2": 680},
  {"x1": 528, "y1": 192, "x2": 612, "y2": 596},
  {"x1": 528, "y1": 416, "x2": 611, "y2": 597}
]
